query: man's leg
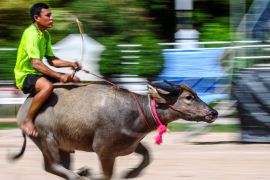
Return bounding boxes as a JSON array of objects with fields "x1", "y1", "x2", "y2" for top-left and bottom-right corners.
[{"x1": 21, "y1": 77, "x2": 53, "y2": 137}]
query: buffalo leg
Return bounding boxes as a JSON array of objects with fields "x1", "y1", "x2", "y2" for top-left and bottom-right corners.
[
  {"x1": 59, "y1": 150, "x2": 71, "y2": 169},
  {"x1": 123, "y1": 142, "x2": 150, "y2": 178},
  {"x1": 97, "y1": 155, "x2": 115, "y2": 180},
  {"x1": 33, "y1": 138, "x2": 86, "y2": 178},
  {"x1": 40, "y1": 133, "x2": 81, "y2": 180},
  {"x1": 59, "y1": 150, "x2": 91, "y2": 177}
]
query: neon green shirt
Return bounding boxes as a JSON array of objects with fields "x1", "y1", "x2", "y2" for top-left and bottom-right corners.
[{"x1": 14, "y1": 24, "x2": 54, "y2": 89}]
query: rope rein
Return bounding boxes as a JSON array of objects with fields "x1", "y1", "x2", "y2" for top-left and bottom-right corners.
[
  {"x1": 81, "y1": 69, "x2": 118, "y2": 87},
  {"x1": 167, "y1": 104, "x2": 212, "y2": 116}
]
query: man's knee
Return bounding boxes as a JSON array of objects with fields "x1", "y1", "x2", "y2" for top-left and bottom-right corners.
[
  {"x1": 36, "y1": 78, "x2": 54, "y2": 95},
  {"x1": 44, "y1": 83, "x2": 53, "y2": 94}
]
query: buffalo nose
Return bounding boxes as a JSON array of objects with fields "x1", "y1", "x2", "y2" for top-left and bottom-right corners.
[{"x1": 212, "y1": 109, "x2": 218, "y2": 119}]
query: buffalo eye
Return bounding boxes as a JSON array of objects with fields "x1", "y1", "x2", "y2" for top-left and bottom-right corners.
[{"x1": 185, "y1": 95, "x2": 194, "y2": 101}]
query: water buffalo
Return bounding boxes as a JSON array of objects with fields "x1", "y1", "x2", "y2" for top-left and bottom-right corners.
[{"x1": 10, "y1": 81, "x2": 218, "y2": 180}]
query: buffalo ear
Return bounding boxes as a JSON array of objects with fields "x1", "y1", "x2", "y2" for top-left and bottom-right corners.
[{"x1": 148, "y1": 84, "x2": 169, "y2": 103}]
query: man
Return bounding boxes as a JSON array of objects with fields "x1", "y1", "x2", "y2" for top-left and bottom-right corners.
[{"x1": 14, "y1": 3, "x2": 80, "y2": 137}]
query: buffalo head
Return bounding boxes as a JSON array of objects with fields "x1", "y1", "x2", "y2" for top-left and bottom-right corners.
[{"x1": 148, "y1": 81, "x2": 218, "y2": 123}]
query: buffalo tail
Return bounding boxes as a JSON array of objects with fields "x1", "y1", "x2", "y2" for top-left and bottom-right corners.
[{"x1": 7, "y1": 132, "x2": 27, "y2": 161}]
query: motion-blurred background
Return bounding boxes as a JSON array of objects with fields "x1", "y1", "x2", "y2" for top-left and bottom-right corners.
[{"x1": 1, "y1": 0, "x2": 270, "y2": 142}]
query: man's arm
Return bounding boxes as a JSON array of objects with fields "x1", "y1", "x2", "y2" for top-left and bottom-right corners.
[
  {"x1": 31, "y1": 58, "x2": 70, "y2": 82},
  {"x1": 46, "y1": 56, "x2": 79, "y2": 70}
]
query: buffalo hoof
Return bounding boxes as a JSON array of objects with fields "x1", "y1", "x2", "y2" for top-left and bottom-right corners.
[
  {"x1": 75, "y1": 166, "x2": 91, "y2": 177},
  {"x1": 79, "y1": 177, "x2": 92, "y2": 180},
  {"x1": 123, "y1": 168, "x2": 141, "y2": 179}
]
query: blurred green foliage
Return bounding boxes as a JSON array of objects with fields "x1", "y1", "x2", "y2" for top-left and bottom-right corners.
[
  {"x1": 0, "y1": 0, "x2": 73, "y2": 81},
  {"x1": 99, "y1": 32, "x2": 163, "y2": 79},
  {"x1": 0, "y1": 0, "x2": 238, "y2": 81},
  {"x1": 193, "y1": 0, "x2": 231, "y2": 42},
  {"x1": 0, "y1": 0, "x2": 168, "y2": 80},
  {"x1": 168, "y1": 123, "x2": 240, "y2": 132},
  {"x1": 0, "y1": 123, "x2": 18, "y2": 129},
  {"x1": 0, "y1": 50, "x2": 16, "y2": 80},
  {"x1": 67, "y1": 0, "x2": 164, "y2": 78},
  {"x1": 193, "y1": 0, "x2": 255, "y2": 43}
]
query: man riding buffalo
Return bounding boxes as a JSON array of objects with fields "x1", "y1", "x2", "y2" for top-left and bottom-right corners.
[{"x1": 14, "y1": 3, "x2": 80, "y2": 137}]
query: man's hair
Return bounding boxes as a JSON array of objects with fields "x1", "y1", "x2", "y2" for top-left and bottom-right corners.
[{"x1": 30, "y1": 3, "x2": 49, "y2": 23}]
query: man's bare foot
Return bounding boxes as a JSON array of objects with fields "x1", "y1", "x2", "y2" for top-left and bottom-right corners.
[{"x1": 20, "y1": 120, "x2": 38, "y2": 137}]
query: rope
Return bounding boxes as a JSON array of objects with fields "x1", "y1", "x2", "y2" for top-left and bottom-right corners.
[
  {"x1": 79, "y1": 68, "x2": 153, "y2": 130},
  {"x1": 167, "y1": 104, "x2": 211, "y2": 116},
  {"x1": 81, "y1": 69, "x2": 118, "y2": 87},
  {"x1": 152, "y1": 97, "x2": 167, "y2": 145},
  {"x1": 148, "y1": 95, "x2": 158, "y2": 126},
  {"x1": 130, "y1": 93, "x2": 151, "y2": 130}
]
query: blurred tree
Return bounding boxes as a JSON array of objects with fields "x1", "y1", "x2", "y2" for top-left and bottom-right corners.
[
  {"x1": 142, "y1": 0, "x2": 175, "y2": 41},
  {"x1": 193, "y1": 0, "x2": 231, "y2": 42},
  {"x1": 67, "y1": 0, "x2": 164, "y2": 79},
  {"x1": 0, "y1": 0, "x2": 254, "y2": 80},
  {"x1": 0, "y1": 0, "x2": 71, "y2": 81},
  {"x1": 0, "y1": 0, "x2": 71, "y2": 46},
  {"x1": 193, "y1": 0, "x2": 254, "y2": 42}
]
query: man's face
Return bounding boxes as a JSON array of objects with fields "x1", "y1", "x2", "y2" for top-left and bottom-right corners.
[{"x1": 35, "y1": 8, "x2": 53, "y2": 29}]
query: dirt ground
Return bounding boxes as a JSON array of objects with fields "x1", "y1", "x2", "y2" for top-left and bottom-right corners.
[{"x1": 1, "y1": 129, "x2": 270, "y2": 180}]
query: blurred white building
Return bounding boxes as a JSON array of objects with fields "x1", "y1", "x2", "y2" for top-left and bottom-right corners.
[{"x1": 44, "y1": 34, "x2": 105, "y2": 81}]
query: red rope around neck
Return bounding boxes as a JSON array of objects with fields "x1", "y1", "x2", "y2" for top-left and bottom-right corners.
[
  {"x1": 130, "y1": 93, "x2": 152, "y2": 130},
  {"x1": 152, "y1": 97, "x2": 167, "y2": 145}
]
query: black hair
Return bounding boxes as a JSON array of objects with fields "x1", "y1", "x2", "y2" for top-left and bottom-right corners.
[{"x1": 30, "y1": 3, "x2": 49, "y2": 23}]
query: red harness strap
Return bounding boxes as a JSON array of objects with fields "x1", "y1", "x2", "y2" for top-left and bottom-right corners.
[
  {"x1": 130, "y1": 93, "x2": 152, "y2": 130},
  {"x1": 80, "y1": 68, "x2": 152, "y2": 130}
]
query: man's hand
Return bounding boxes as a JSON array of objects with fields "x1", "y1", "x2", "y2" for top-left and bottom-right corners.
[
  {"x1": 59, "y1": 73, "x2": 80, "y2": 83},
  {"x1": 59, "y1": 74, "x2": 70, "y2": 83},
  {"x1": 72, "y1": 62, "x2": 81, "y2": 71}
]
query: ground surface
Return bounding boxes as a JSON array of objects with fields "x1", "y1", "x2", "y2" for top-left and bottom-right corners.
[{"x1": 1, "y1": 129, "x2": 270, "y2": 180}]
